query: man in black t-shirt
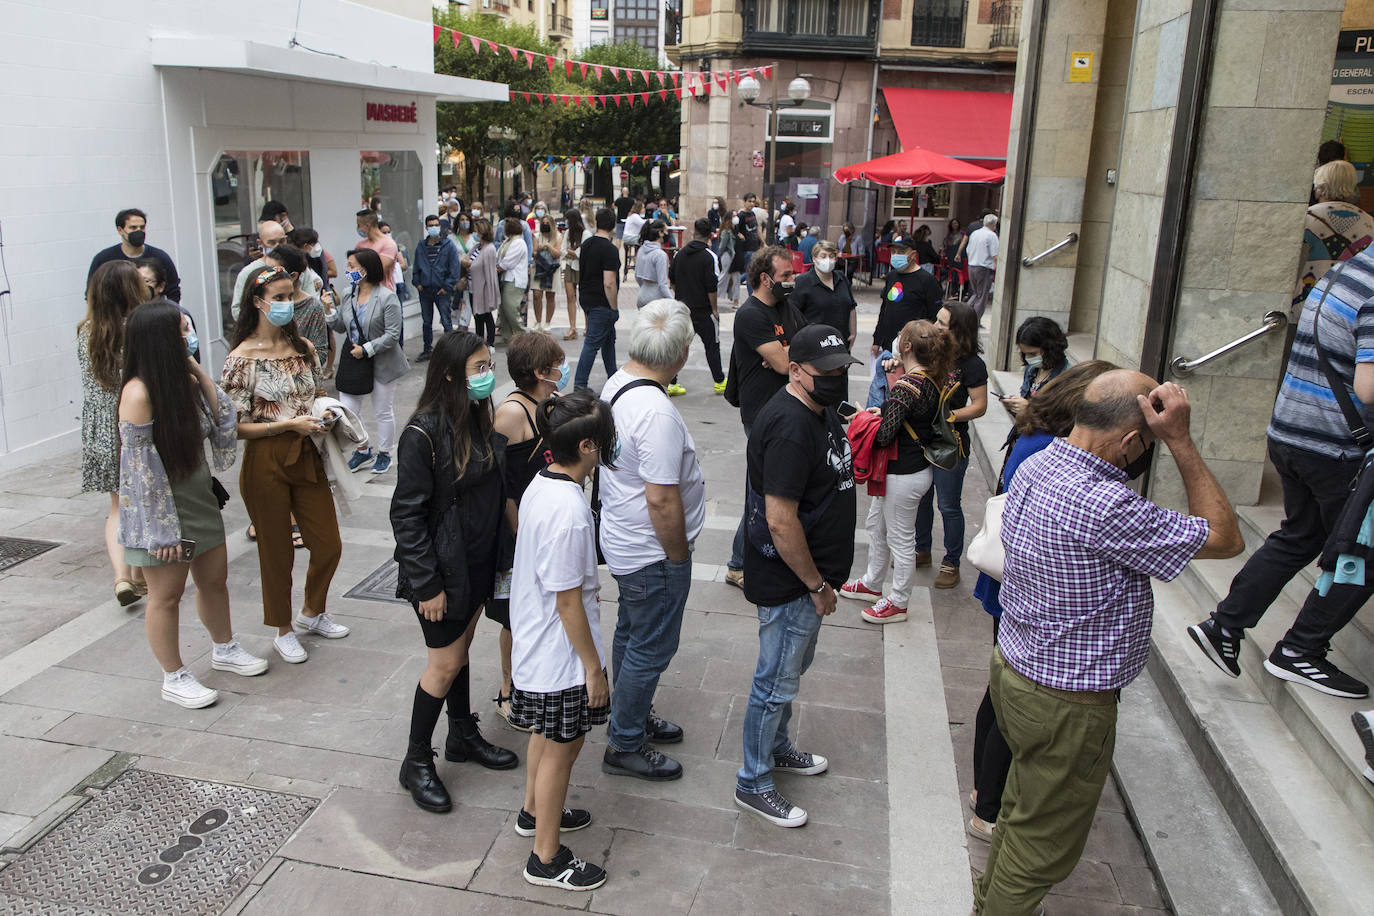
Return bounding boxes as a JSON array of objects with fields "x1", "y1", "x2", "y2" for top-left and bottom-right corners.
[
  {"x1": 733, "y1": 193, "x2": 763, "y2": 285},
  {"x1": 871, "y1": 233, "x2": 943, "y2": 355},
  {"x1": 734, "y1": 324, "x2": 858, "y2": 830},
  {"x1": 575, "y1": 208, "x2": 622, "y2": 390},
  {"x1": 791, "y1": 241, "x2": 857, "y2": 348},
  {"x1": 724, "y1": 246, "x2": 807, "y2": 587}
]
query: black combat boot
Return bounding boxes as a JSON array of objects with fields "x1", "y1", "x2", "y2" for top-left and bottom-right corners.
[
  {"x1": 445, "y1": 713, "x2": 518, "y2": 770},
  {"x1": 399, "y1": 741, "x2": 452, "y2": 813}
]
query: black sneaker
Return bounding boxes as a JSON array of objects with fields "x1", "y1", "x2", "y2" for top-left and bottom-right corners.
[
  {"x1": 1351, "y1": 710, "x2": 1374, "y2": 783},
  {"x1": 514, "y1": 806, "x2": 592, "y2": 838},
  {"x1": 1188, "y1": 617, "x2": 1242, "y2": 678},
  {"x1": 733, "y1": 787, "x2": 807, "y2": 828},
  {"x1": 645, "y1": 709, "x2": 683, "y2": 744},
  {"x1": 601, "y1": 744, "x2": 683, "y2": 781},
  {"x1": 772, "y1": 747, "x2": 829, "y2": 775},
  {"x1": 523, "y1": 845, "x2": 606, "y2": 891},
  {"x1": 416, "y1": 350, "x2": 432, "y2": 362},
  {"x1": 1263, "y1": 647, "x2": 1369, "y2": 698}
]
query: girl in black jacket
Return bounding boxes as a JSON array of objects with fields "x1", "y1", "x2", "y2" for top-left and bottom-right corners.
[{"x1": 391, "y1": 330, "x2": 517, "y2": 813}]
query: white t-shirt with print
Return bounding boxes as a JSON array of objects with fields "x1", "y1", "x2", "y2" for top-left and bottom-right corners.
[
  {"x1": 509, "y1": 471, "x2": 605, "y2": 693},
  {"x1": 598, "y1": 371, "x2": 707, "y2": 576}
]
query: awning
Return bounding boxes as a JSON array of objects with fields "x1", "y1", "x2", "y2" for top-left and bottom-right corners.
[
  {"x1": 881, "y1": 87, "x2": 1013, "y2": 163},
  {"x1": 150, "y1": 38, "x2": 508, "y2": 103},
  {"x1": 833, "y1": 148, "x2": 1002, "y2": 186}
]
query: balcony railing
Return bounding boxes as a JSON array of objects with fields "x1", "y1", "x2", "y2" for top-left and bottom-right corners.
[
  {"x1": 551, "y1": 14, "x2": 572, "y2": 35},
  {"x1": 911, "y1": 0, "x2": 967, "y2": 49},
  {"x1": 741, "y1": 0, "x2": 880, "y2": 55},
  {"x1": 989, "y1": 0, "x2": 1021, "y2": 49}
]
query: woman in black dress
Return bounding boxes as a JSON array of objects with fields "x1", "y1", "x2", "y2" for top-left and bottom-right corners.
[{"x1": 391, "y1": 330, "x2": 518, "y2": 813}]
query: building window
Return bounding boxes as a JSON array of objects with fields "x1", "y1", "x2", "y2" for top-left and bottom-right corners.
[
  {"x1": 911, "y1": 0, "x2": 967, "y2": 49},
  {"x1": 743, "y1": 0, "x2": 878, "y2": 50},
  {"x1": 591, "y1": 0, "x2": 608, "y2": 20},
  {"x1": 989, "y1": 0, "x2": 1020, "y2": 49},
  {"x1": 614, "y1": 0, "x2": 659, "y2": 52}
]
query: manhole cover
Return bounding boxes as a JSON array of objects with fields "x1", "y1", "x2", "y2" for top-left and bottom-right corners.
[
  {"x1": 0, "y1": 537, "x2": 59, "y2": 573},
  {"x1": 343, "y1": 558, "x2": 409, "y2": 605},
  {"x1": 0, "y1": 769, "x2": 317, "y2": 915}
]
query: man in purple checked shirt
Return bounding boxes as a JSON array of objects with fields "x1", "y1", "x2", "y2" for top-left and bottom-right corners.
[{"x1": 972, "y1": 371, "x2": 1243, "y2": 916}]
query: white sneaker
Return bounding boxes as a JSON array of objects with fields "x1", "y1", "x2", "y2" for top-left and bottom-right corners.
[
  {"x1": 295, "y1": 611, "x2": 350, "y2": 639},
  {"x1": 274, "y1": 631, "x2": 309, "y2": 663},
  {"x1": 211, "y1": 639, "x2": 268, "y2": 676},
  {"x1": 161, "y1": 668, "x2": 218, "y2": 708}
]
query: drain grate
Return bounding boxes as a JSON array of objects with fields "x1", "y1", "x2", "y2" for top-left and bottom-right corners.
[
  {"x1": 0, "y1": 769, "x2": 317, "y2": 916},
  {"x1": 0, "y1": 537, "x2": 59, "y2": 573},
  {"x1": 342, "y1": 557, "x2": 410, "y2": 605}
]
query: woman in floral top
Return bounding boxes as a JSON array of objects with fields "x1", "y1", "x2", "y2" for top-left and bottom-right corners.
[
  {"x1": 222, "y1": 265, "x2": 348, "y2": 665},
  {"x1": 118, "y1": 302, "x2": 266, "y2": 708}
]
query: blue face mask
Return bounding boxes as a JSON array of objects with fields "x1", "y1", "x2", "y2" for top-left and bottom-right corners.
[
  {"x1": 556, "y1": 362, "x2": 571, "y2": 391},
  {"x1": 467, "y1": 368, "x2": 496, "y2": 401},
  {"x1": 889, "y1": 253, "x2": 910, "y2": 271},
  {"x1": 426, "y1": 226, "x2": 441, "y2": 238},
  {"x1": 185, "y1": 332, "x2": 198, "y2": 356},
  {"x1": 346, "y1": 268, "x2": 364, "y2": 285},
  {"x1": 262, "y1": 298, "x2": 295, "y2": 327},
  {"x1": 356, "y1": 227, "x2": 366, "y2": 238}
]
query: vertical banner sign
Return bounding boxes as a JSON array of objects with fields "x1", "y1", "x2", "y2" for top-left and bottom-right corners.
[{"x1": 1327, "y1": 30, "x2": 1374, "y2": 203}]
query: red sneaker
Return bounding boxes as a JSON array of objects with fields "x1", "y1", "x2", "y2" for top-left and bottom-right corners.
[
  {"x1": 861, "y1": 598, "x2": 908, "y2": 624},
  {"x1": 839, "y1": 579, "x2": 882, "y2": 601}
]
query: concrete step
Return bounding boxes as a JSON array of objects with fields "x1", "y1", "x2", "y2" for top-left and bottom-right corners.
[{"x1": 1150, "y1": 577, "x2": 1374, "y2": 916}]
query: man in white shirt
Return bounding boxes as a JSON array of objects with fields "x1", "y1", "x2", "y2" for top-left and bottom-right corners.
[
  {"x1": 598, "y1": 298, "x2": 704, "y2": 781},
  {"x1": 778, "y1": 204, "x2": 796, "y2": 245},
  {"x1": 966, "y1": 213, "x2": 1001, "y2": 318}
]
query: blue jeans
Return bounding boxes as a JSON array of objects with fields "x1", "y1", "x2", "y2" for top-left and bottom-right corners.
[
  {"x1": 417, "y1": 287, "x2": 453, "y2": 353},
  {"x1": 575, "y1": 305, "x2": 618, "y2": 389},
  {"x1": 608, "y1": 556, "x2": 692, "y2": 751},
  {"x1": 737, "y1": 594, "x2": 822, "y2": 794},
  {"x1": 728, "y1": 422, "x2": 753, "y2": 571},
  {"x1": 914, "y1": 457, "x2": 970, "y2": 566}
]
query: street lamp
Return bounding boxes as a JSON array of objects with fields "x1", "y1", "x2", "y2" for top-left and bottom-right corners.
[
  {"x1": 486, "y1": 125, "x2": 518, "y2": 207},
  {"x1": 738, "y1": 65, "x2": 810, "y2": 244}
]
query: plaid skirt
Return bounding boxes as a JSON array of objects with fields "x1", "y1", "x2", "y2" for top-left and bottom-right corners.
[{"x1": 508, "y1": 679, "x2": 610, "y2": 743}]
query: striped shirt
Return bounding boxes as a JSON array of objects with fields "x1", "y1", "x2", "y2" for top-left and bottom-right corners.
[
  {"x1": 998, "y1": 439, "x2": 1209, "y2": 691},
  {"x1": 1270, "y1": 250, "x2": 1374, "y2": 460}
]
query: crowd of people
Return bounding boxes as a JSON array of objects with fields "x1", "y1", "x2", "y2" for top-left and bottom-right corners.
[{"x1": 74, "y1": 171, "x2": 1374, "y2": 911}]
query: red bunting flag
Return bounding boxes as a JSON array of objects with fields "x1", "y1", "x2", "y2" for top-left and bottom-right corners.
[
  {"x1": 524, "y1": 50, "x2": 534, "y2": 68},
  {"x1": 580, "y1": 62, "x2": 588, "y2": 80},
  {"x1": 671, "y1": 72, "x2": 680, "y2": 88},
  {"x1": 613, "y1": 95, "x2": 621, "y2": 107},
  {"x1": 743, "y1": 66, "x2": 754, "y2": 80},
  {"x1": 546, "y1": 55, "x2": 555, "y2": 74},
  {"x1": 716, "y1": 73, "x2": 727, "y2": 92},
  {"x1": 509, "y1": 45, "x2": 520, "y2": 61},
  {"x1": 639, "y1": 92, "x2": 649, "y2": 105},
  {"x1": 688, "y1": 84, "x2": 697, "y2": 98},
  {"x1": 628, "y1": 93, "x2": 636, "y2": 107},
  {"x1": 433, "y1": 25, "x2": 441, "y2": 43},
  {"x1": 565, "y1": 59, "x2": 574, "y2": 77},
  {"x1": 656, "y1": 71, "x2": 665, "y2": 87},
  {"x1": 469, "y1": 34, "x2": 482, "y2": 54},
  {"x1": 658, "y1": 89, "x2": 667, "y2": 102},
  {"x1": 609, "y1": 66, "x2": 620, "y2": 82},
  {"x1": 486, "y1": 39, "x2": 498, "y2": 53},
  {"x1": 761, "y1": 65, "x2": 773, "y2": 79},
  {"x1": 594, "y1": 65, "x2": 603, "y2": 82},
  {"x1": 535, "y1": 93, "x2": 544, "y2": 102},
  {"x1": 521, "y1": 91, "x2": 530, "y2": 102},
  {"x1": 674, "y1": 87, "x2": 683, "y2": 100},
  {"x1": 450, "y1": 30, "x2": 461, "y2": 49}
]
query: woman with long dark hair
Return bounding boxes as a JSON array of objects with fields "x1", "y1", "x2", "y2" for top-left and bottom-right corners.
[
  {"x1": 392, "y1": 330, "x2": 518, "y2": 813},
  {"x1": 561, "y1": 209, "x2": 584, "y2": 340},
  {"x1": 942, "y1": 218, "x2": 964, "y2": 298},
  {"x1": 1002, "y1": 315, "x2": 1068, "y2": 417},
  {"x1": 118, "y1": 301, "x2": 266, "y2": 707},
  {"x1": 79, "y1": 260, "x2": 149, "y2": 605},
  {"x1": 531, "y1": 216, "x2": 562, "y2": 332},
  {"x1": 469, "y1": 218, "x2": 500, "y2": 347},
  {"x1": 913, "y1": 301, "x2": 989, "y2": 590},
  {"x1": 841, "y1": 320, "x2": 955, "y2": 625},
  {"x1": 222, "y1": 265, "x2": 346, "y2": 665}
]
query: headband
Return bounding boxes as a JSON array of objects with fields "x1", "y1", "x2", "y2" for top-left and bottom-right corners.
[{"x1": 253, "y1": 265, "x2": 288, "y2": 288}]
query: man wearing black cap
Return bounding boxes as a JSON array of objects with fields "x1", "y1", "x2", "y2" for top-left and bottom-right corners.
[
  {"x1": 872, "y1": 232, "x2": 944, "y2": 356},
  {"x1": 734, "y1": 324, "x2": 858, "y2": 830}
]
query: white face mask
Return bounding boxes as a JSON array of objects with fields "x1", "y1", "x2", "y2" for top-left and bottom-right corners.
[
  {"x1": 310, "y1": 243, "x2": 323, "y2": 258},
  {"x1": 814, "y1": 257, "x2": 835, "y2": 274},
  {"x1": 732, "y1": 216, "x2": 740, "y2": 226}
]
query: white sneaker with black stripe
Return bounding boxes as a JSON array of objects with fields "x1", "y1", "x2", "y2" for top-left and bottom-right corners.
[
  {"x1": 523, "y1": 844, "x2": 606, "y2": 891},
  {"x1": 1263, "y1": 647, "x2": 1369, "y2": 699}
]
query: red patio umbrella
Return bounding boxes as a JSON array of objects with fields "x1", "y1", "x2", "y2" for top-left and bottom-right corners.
[{"x1": 833, "y1": 147, "x2": 1002, "y2": 186}]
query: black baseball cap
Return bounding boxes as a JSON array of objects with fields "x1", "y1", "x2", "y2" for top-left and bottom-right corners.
[
  {"x1": 790, "y1": 325, "x2": 861, "y2": 371},
  {"x1": 888, "y1": 233, "x2": 912, "y2": 249}
]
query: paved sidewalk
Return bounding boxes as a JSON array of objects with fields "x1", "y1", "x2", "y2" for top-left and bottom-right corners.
[{"x1": 0, "y1": 280, "x2": 1166, "y2": 914}]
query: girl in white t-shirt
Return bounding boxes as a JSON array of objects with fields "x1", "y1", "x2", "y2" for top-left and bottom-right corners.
[{"x1": 508, "y1": 389, "x2": 617, "y2": 892}]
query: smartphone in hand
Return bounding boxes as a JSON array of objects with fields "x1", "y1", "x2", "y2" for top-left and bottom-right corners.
[
  {"x1": 179, "y1": 539, "x2": 196, "y2": 563},
  {"x1": 837, "y1": 400, "x2": 860, "y2": 420}
]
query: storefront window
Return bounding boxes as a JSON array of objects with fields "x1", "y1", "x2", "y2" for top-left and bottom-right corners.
[
  {"x1": 894, "y1": 184, "x2": 950, "y2": 220},
  {"x1": 211, "y1": 151, "x2": 312, "y2": 330},
  {"x1": 765, "y1": 100, "x2": 833, "y2": 232},
  {"x1": 361, "y1": 150, "x2": 424, "y2": 284}
]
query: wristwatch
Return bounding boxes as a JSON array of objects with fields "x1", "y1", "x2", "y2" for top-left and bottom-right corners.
[{"x1": 809, "y1": 580, "x2": 828, "y2": 594}]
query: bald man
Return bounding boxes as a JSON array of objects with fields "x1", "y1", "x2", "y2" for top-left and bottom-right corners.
[
  {"x1": 230, "y1": 220, "x2": 289, "y2": 319},
  {"x1": 972, "y1": 371, "x2": 1241, "y2": 915}
]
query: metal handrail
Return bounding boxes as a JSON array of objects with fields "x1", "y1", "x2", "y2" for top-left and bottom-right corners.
[
  {"x1": 1021, "y1": 232, "x2": 1078, "y2": 267},
  {"x1": 1170, "y1": 310, "x2": 1288, "y2": 377}
]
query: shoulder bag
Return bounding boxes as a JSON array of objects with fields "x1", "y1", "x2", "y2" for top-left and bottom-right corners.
[
  {"x1": 967, "y1": 493, "x2": 1007, "y2": 581},
  {"x1": 895, "y1": 373, "x2": 964, "y2": 470},
  {"x1": 589, "y1": 378, "x2": 666, "y2": 564},
  {"x1": 334, "y1": 299, "x2": 375, "y2": 396},
  {"x1": 1311, "y1": 258, "x2": 1373, "y2": 449}
]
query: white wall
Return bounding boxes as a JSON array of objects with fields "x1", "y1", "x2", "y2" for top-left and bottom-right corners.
[{"x1": 0, "y1": 0, "x2": 438, "y2": 468}]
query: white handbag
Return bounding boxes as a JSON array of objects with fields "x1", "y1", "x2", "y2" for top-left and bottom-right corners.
[{"x1": 967, "y1": 493, "x2": 1007, "y2": 581}]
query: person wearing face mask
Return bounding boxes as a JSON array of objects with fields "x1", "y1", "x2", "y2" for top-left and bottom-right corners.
[
  {"x1": 327, "y1": 249, "x2": 408, "y2": 475},
  {"x1": 413, "y1": 214, "x2": 463, "y2": 362},
  {"x1": 355, "y1": 209, "x2": 399, "y2": 292},
  {"x1": 88, "y1": 208, "x2": 183, "y2": 303},
  {"x1": 791, "y1": 241, "x2": 857, "y2": 350},
  {"x1": 223, "y1": 266, "x2": 346, "y2": 665},
  {"x1": 668, "y1": 219, "x2": 726, "y2": 394},
  {"x1": 974, "y1": 371, "x2": 1241, "y2": 914},
  {"x1": 531, "y1": 215, "x2": 563, "y2": 332},
  {"x1": 136, "y1": 258, "x2": 201, "y2": 363},
  {"x1": 230, "y1": 219, "x2": 289, "y2": 318},
  {"x1": 722, "y1": 246, "x2": 806, "y2": 590},
  {"x1": 288, "y1": 226, "x2": 338, "y2": 282},
  {"x1": 391, "y1": 330, "x2": 519, "y2": 815},
  {"x1": 707, "y1": 196, "x2": 725, "y2": 237},
  {"x1": 1001, "y1": 316, "x2": 1069, "y2": 419},
  {"x1": 735, "y1": 324, "x2": 858, "y2": 829},
  {"x1": 491, "y1": 333, "x2": 569, "y2": 727},
  {"x1": 871, "y1": 233, "x2": 944, "y2": 358},
  {"x1": 716, "y1": 209, "x2": 739, "y2": 306}
]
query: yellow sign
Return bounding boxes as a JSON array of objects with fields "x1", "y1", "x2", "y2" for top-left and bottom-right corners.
[{"x1": 1069, "y1": 51, "x2": 1094, "y2": 83}]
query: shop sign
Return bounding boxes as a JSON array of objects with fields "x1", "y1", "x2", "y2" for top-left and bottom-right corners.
[
  {"x1": 366, "y1": 101, "x2": 418, "y2": 124},
  {"x1": 751, "y1": 150, "x2": 764, "y2": 168},
  {"x1": 591, "y1": 8, "x2": 607, "y2": 20}
]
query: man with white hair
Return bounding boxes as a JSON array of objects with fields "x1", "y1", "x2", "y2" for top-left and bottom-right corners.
[
  {"x1": 966, "y1": 213, "x2": 1000, "y2": 318},
  {"x1": 598, "y1": 299, "x2": 705, "y2": 781}
]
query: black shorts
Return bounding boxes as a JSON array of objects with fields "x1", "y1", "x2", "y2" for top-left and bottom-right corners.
[
  {"x1": 508, "y1": 680, "x2": 610, "y2": 743},
  {"x1": 414, "y1": 598, "x2": 480, "y2": 649},
  {"x1": 485, "y1": 596, "x2": 510, "y2": 628}
]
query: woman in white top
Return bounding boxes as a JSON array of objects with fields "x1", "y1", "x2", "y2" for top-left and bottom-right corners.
[
  {"x1": 531, "y1": 215, "x2": 563, "y2": 333},
  {"x1": 507, "y1": 388, "x2": 615, "y2": 892},
  {"x1": 496, "y1": 216, "x2": 530, "y2": 342}
]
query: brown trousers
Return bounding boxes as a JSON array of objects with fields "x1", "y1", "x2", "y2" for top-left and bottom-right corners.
[{"x1": 240, "y1": 435, "x2": 341, "y2": 628}]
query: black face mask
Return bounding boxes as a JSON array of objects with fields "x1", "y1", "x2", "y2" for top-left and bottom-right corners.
[
  {"x1": 126, "y1": 229, "x2": 146, "y2": 248},
  {"x1": 805, "y1": 371, "x2": 848, "y2": 408},
  {"x1": 1122, "y1": 437, "x2": 1154, "y2": 480}
]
